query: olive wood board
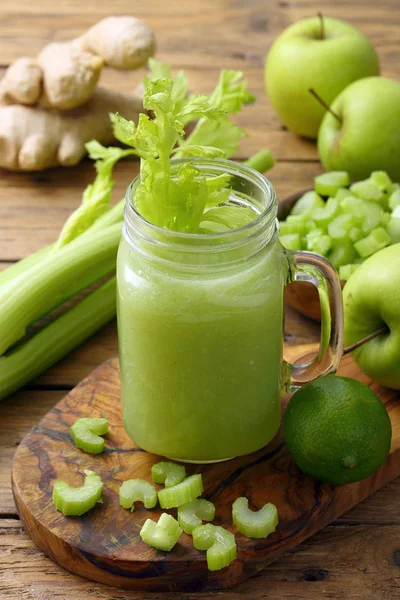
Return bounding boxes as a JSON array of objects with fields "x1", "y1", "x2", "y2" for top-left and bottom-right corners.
[{"x1": 11, "y1": 346, "x2": 400, "y2": 592}]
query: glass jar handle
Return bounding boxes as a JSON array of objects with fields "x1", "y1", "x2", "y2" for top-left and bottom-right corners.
[{"x1": 285, "y1": 250, "x2": 344, "y2": 391}]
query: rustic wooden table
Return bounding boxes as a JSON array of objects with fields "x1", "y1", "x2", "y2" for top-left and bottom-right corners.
[{"x1": 0, "y1": 1, "x2": 399, "y2": 598}]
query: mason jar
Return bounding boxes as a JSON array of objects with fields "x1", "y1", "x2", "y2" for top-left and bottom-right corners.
[{"x1": 117, "y1": 158, "x2": 343, "y2": 463}]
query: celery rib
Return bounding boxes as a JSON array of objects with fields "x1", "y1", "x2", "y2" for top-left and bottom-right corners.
[
  {"x1": 0, "y1": 278, "x2": 116, "y2": 401},
  {"x1": 0, "y1": 224, "x2": 121, "y2": 356}
]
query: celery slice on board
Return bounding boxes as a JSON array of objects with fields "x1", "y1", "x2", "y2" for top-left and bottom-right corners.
[
  {"x1": 70, "y1": 418, "x2": 108, "y2": 454},
  {"x1": 140, "y1": 513, "x2": 182, "y2": 552},
  {"x1": 119, "y1": 479, "x2": 157, "y2": 511},
  {"x1": 232, "y1": 497, "x2": 278, "y2": 539},
  {"x1": 192, "y1": 524, "x2": 236, "y2": 571},
  {"x1": 354, "y1": 228, "x2": 391, "y2": 258},
  {"x1": 279, "y1": 233, "x2": 302, "y2": 251},
  {"x1": 52, "y1": 470, "x2": 103, "y2": 516},
  {"x1": 152, "y1": 461, "x2": 186, "y2": 488},
  {"x1": 178, "y1": 499, "x2": 216, "y2": 535},
  {"x1": 158, "y1": 474, "x2": 203, "y2": 509},
  {"x1": 315, "y1": 171, "x2": 350, "y2": 197},
  {"x1": 291, "y1": 191, "x2": 325, "y2": 217}
]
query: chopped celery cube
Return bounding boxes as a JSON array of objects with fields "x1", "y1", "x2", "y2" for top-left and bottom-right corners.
[
  {"x1": 335, "y1": 188, "x2": 355, "y2": 202},
  {"x1": 70, "y1": 418, "x2": 108, "y2": 454},
  {"x1": 119, "y1": 479, "x2": 157, "y2": 511},
  {"x1": 329, "y1": 243, "x2": 357, "y2": 268},
  {"x1": 140, "y1": 513, "x2": 182, "y2": 552},
  {"x1": 389, "y1": 189, "x2": 400, "y2": 211},
  {"x1": 291, "y1": 191, "x2": 325, "y2": 217},
  {"x1": 178, "y1": 499, "x2": 216, "y2": 535},
  {"x1": 349, "y1": 227, "x2": 362, "y2": 242},
  {"x1": 390, "y1": 182, "x2": 400, "y2": 195},
  {"x1": 350, "y1": 180, "x2": 384, "y2": 203},
  {"x1": 381, "y1": 212, "x2": 391, "y2": 227},
  {"x1": 305, "y1": 230, "x2": 332, "y2": 255},
  {"x1": 151, "y1": 461, "x2": 186, "y2": 488},
  {"x1": 232, "y1": 497, "x2": 279, "y2": 539},
  {"x1": 354, "y1": 228, "x2": 391, "y2": 258},
  {"x1": 339, "y1": 263, "x2": 361, "y2": 281},
  {"x1": 315, "y1": 171, "x2": 350, "y2": 196},
  {"x1": 360, "y1": 202, "x2": 384, "y2": 234},
  {"x1": 313, "y1": 197, "x2": 340, "y2": 228},
  {"x1": 339, "y1": 195, "x2": 364, "y2": 215},
  {"x1": 192, "y1": 524, "x2": 236, "y2": 571},
  {"x1": 393, "y1": 206, "x2": 400, "y2": 219},
  {"x1": 286, "y1": 214, "x2": 308, "y2": 223},
  {"x1": 370, "y1": 171, "x2": 392, "y2": 192},
  {"x1": 387, "y1": 217, "x2": 400, "y2": 243},
  {"x1": 279, "y1": 220, "x2": 307, "y2": 236},
  {"x1": 158, "y1": 474, "x2": 203, "y2": 509},
  {"x1": 280, "y1": 233, "x2": 302, "y2": 250},
  {"x1": 52, "y1": 470, "x2": 103, "y2": 516},
  {"x1": 328, "y1": 214, "x2": 356, "y2": 243}
]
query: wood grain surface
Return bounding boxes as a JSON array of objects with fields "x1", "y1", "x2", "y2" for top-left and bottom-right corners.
[
  {"x1": 1, "y1": 0, "x2": 400, "y2": 598},
  {"x1": 11, "y1": 350, "x2": 400, "y2": 591}
]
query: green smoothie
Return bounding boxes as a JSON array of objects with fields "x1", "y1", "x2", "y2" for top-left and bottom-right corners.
[{"x1": 117, "y1": 235, "x2": 288, "y2": 462}]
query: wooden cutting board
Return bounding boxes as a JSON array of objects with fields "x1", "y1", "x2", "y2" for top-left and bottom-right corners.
[{"x1": 11, "y1": 346, "x2": 400, "y2": 592}]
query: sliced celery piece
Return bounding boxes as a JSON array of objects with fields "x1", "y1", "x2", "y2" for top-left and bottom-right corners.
[
  {"x1": 381, "y1": 212, "x2": 391, "y2": 227},
  {"x1": 286, "y1": 214, "x2": 308, "y2": 224},
  {"x1": 305, "y1": 230, "x2": 331, "y2": 255},
  {"x1": 370, "y1": 171, "x2": 392, "y2": 192},
  {"x1": 328, "y1": 214, "x2": 356, "y2": 243},
  {"x1": 312, "y1": 197, "x2": 340, "y2": 229},
  {"x1": 280, "y1": 233, "x2": 302, "y2": 251},
  {"x1": 335, "y1": 188, "x2": 355, "y2": 203},
  {"x1": 232, "y1": 497, "x2": 278, "y2": 539},
  {"x1": 158, "y1": 474, "x2": 203, "y2": 509},
  {"x1": 140, "y1": 513, "x2": 182, "y2": 552},
  {"x1": 70, "y1": 417, "x2": 108, "y2": 454},
  {"x1": 120, "y1": 479, "x2": 157, "y2": 511},
  {"x1": 0, "y1": 278, "x2": 116, "y2": 403},
  {"x1": 279, "y1": 221, "x2": 307, "y2": 236},
  {"x1": 192, "y1": 524, "x2": 236, "y2": 571},
  {"x1": 360, "y1": 202, "x2": 383, "y2": 234},
  {"x1": 52, "y1": 470, "x2": 103, "y2": 516},
  {"x1": 329, "y1": 243, "x2": 357, "y2": 268},
  {"x1": 389, "y1": 189, "x2": 400, "y2": 211},
  {"x1": 244, "y1": 149, "x2": 275, "y2": 173},
  {"x1": 354, "y1": 228, "x2": 391, "y2": 258},
  {"x1": 315, "y1": 171, "x2": 350, "y2": 197},
  {"x1": 339, "y1": 263, "x2": 361, "y2": 281},
  {"x1": 291, "y1": 191, "x2": 324, "y2": 217},
  {"x1": 390, "y1": 182, "x2": 400, "y2": 195},
  {"x1": 350, "y1": 180, "x2": 383, "y2": 203},
  {"x1": 339, "y1": 195, "x2": 364, "y2": 215},
  {"x1": 151, "y1": 461, "x2": 186, "y2": 488},
  {"x1": 178, "y1": 499, "x2": 216, "y2": 534},
  {"x1": 387, "y1": 217, "x2": 400, "y2": 243},
  {"x1": 349, "y1": 227, "x2": 362, "y2": 243},
  {"x1": 393, "y1": 206, "x2": 400, "y2": 219}
]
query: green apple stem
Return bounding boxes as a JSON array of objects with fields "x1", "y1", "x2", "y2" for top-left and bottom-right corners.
[
  {"x1": 308, "y1": 88, "x2": 342, "y2": 124},
  {"x1": 317, "y1": 12, "x2": 325, "y2": 40},
  {"x1": 343, "y1": 326, "x2": 389, "y2": 355}
]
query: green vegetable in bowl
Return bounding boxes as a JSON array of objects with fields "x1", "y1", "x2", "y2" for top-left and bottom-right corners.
[{"x1": 279, "y1": 170, "x2": 399, "y2": 279}]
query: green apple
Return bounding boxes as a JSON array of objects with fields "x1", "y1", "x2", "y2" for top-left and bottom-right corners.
[
  {"x1": 265, "y1": 17, "x2": 379, "y2": 139},
  {"x1": 343, "y1": 243, "x2": 400, "y2": 389},
  {"x1": 318, "y1": 77, "x2": 400, "y2": 181}
]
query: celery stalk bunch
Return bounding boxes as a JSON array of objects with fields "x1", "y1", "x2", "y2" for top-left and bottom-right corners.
[{"x1": 0, "y1": 60, "x2": 273, "y2": 401}]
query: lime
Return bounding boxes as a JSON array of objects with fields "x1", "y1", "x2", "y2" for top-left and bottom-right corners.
[{"x1": 283, "y1": 374, "x2": 392, "y2": 485}]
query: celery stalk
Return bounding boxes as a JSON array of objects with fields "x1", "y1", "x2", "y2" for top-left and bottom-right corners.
[
  {"x1": 244, "y1": 149, "x2": 275, "y2": 173},
  {"x1": 0, "y1": 278, "x2": 116, "y2": 401},
  {"x1": 0, "y1": 224, "x2": 120, "y2": 356},
  {"x1": 0, "y1": 245, "x2": 53, "y2": 287}
]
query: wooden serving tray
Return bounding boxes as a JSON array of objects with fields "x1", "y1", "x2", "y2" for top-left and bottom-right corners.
[{"x1": 11, "y1": 347, "x2": 400, "y2": 592}]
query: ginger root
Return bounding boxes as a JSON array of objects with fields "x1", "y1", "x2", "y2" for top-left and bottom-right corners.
[
  {"x1": 0, "y1": 16, "x2": 156, "y2": 110},
  {"x1": 0, "y1": 87, "x2": 143, "y2": 171}
]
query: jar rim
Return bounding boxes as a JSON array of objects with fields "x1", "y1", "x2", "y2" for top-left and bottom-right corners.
[{"x1": 124, "y1": 157, "x2": 277, "y2": 243}]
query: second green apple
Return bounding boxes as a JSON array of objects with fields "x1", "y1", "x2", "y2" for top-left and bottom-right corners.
[{"x1": 265, "y1": 16, "x2": 379, "y2": 139}]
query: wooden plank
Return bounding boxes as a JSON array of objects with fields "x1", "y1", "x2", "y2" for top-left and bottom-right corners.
[
  {"x1": 0, "y1": 524, "x2": 398, "y2": 599},
  {"x1": 0, "y1": 160, "x2": 323, "y2": 260},
  {"x1": 0, "y1": 0, "x2": 398, "y2": 73}
]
